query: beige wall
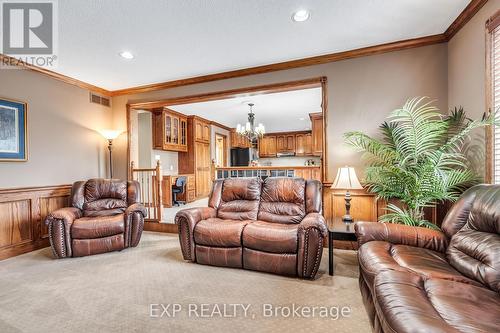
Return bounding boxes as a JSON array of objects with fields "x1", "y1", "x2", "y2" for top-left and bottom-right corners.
[
  {"x1": 0, "y1": 69, "x2": 112, "y2": 188},
  {"x1": 448, "y1": 0, "x2": 500, "y2": 178},
  {"x1": 112, "y1": 44, "x2": 448, "y2": 182}
]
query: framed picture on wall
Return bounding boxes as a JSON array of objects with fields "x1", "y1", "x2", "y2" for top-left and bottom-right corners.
[{"x1": 0, "y1": 98, "x2": 28, "y2": 161}]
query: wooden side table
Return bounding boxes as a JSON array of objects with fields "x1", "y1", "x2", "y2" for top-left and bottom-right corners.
[{"x1": 327, "y1": 217, "x2": 358, "y2": 276}]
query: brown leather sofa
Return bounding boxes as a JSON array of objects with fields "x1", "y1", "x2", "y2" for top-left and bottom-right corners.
[
  {"x1": 355, "y1": 184, "x2": 500, "y2": 333},
  {"x1": 175, "y1": 177, "x2": 326, "y2": 279},
  {"x1": 45, "y1": 179, "x2": 146, "y2": 258}
]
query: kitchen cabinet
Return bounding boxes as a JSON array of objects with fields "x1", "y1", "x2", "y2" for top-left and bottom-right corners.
[
  {"x1": 295, "y1": 133, "x2": 312, "y2": 156},
  {"x1": 230, "y1": 130, "x2": 251, "y2": 148},
  {"x1": 152, "y1": 108, "x2": 188, "y2": 152},
  {"x1": 194, "y1": 118, "x2": 210, "y2": 143},
  {"x1": 310, "y1": 113, "x2": 323, "y2": 156},
  {"x1": 258, "y1": 135, "x2": 277, "y2": 157},
  {"x1": 276, "y1": 134, "x2": 295, "y2": 153},
  {"x1": 179, "y1": 116, "x2": 212, "y2": 198}
]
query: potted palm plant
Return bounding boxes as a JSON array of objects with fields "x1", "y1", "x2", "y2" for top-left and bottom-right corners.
[{"x1": 344, "y1": 97, "x2": 496, "y2": 229}]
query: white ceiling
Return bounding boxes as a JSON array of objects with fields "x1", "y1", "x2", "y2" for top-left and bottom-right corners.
[
  {"x1": 57, "y1": 0, "x2": 470, "y2": 90},
  {"x1": 169, "y1": 87, "x2": 322, "y2": 132}
]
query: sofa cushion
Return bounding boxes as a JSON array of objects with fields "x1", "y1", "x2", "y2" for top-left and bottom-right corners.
[
  {"x1": 358, "y1": 241, "x2": 481, "y2": 288},
  {"x1": 258, "y1": 177, "x2": 306, "y2": 224},
  {"x1": 71, "y1": 214, "x2": 124, "y2": 239},
  {"x1": 243, "y1": 248, "x2": 297, "y2": 276},
  {"x1": 446, "y1": 186, "x2": 500, "y2": 292},
  {"x1": 217, "y1": 178, "x2": 261, "y2": 220},
  {"x1": 84, "y1": 179, "x2": 127, "y2": 202},
  {"x1": 373, "y1": 271, "x2": 500, "y2": 333},
  {"x1": 243, "y1": 221, "x2": 298, "y2": 253},
  {"x1": 194, "y1": 218, "x2": 251, "y2": 247}
]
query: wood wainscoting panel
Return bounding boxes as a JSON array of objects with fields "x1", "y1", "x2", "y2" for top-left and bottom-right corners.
[
  {"x1": 39, "y1": 195, "x2": 71, "y2": 239},
  {"x1": 0, "y1": 185, "x2": 71, "y2": 260},
  {"x1": 0, "y1": 199, "x2": 32, "y2": 248},
  {"x1": 323, "y1": 187, "x2": 377, "y2": 250}
]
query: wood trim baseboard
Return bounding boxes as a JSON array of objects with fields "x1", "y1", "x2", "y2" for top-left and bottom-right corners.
[
  {"x1": 444, "y1": 0, "x2": 489, "y2": 40},
  {"x1": 144, "y1": 222, "x2": 178, "y2": 233}
]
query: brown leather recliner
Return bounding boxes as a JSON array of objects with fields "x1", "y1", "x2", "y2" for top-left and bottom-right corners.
[
  {"x1": 355, "y1": 184, "x2": 500, "y2": 333},
  {"x1": 175, "y1": 177, "x2": 326, "y2": 279},
  {"x1": 45, "y1": 179, "x2": 147, "y2": 258}
]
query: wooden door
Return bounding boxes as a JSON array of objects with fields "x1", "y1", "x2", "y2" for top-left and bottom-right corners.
[
  {"x1": 304, "y1": 133, "x2": 313, "y2": 155},
  {"x1": 195, "y1": 121, "x2": 203, "y2": 142},
  {"x1": 276, "y1": 135, "x2": 285, "y2": 152},
  {"x1": 267, "y1": 136, "x2": 277, "y2": 157},
  {"x1": 311, "y1": 114, "x2": 323, "y2": 156},
  {"x1": 195, "y1": 142, "x2": 211, "y2": 197},
  {"x1": 180, "y1": 118, "x2": 187, "y2": 149},
  {"x1": 285, "y1": 135, "x2": 295, "y2": 152},
  {"x1": 202, "y1": 123, "x2": 211, "y2": 142},
  {"x1": 295, "y1": 134, "x2": 305, "y2": 156},
  {"x1": 165, "y1": 114, "x2": 172, "y2": 145}
]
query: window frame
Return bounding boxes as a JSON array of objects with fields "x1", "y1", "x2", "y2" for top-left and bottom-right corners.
[{"x1": 486, "y1": 10, "x2": 500, "y2": 184}]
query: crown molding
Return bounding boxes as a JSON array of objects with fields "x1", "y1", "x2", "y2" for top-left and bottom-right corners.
[
  {"x1": 111, "y1": 34, "x2": 446, "y2": 96},
  {"x1": 0, "y1": 54, "x2": 112, "y2": 96},
  {"x1": 444, "y1": 0, "x2": 489, "y2": 40},
  {"x1": 1, "y1": 1, "x2": 487, "y2": 96}
]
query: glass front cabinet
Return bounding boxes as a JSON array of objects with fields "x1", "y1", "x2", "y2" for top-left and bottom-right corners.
[{"x1": 152, "y1": 108, "x2": 188, "y2": 152}]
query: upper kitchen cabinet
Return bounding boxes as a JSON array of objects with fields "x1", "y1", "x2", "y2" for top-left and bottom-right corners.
[
  {"x1": 258, "y1": 135, "x2": 277, "y2": 157},
  {"x1": 152, "y1": 108, "x2": 188, "y2": 152},
  {"x1": 230, "y1": 129, "x2": 252, "y2": 148},
  {"x1": 310, "y1": 112, "x2": 323, "y2": 156},
  {"x1": 276, "y1": 134, "x2": 295, "y2": 153},
  {"x1": 295, "y1": 132, "x2": 312, "y2": 156},
  {"x1": 194, "y1": 117, "x2": 211, "y2": 143}
]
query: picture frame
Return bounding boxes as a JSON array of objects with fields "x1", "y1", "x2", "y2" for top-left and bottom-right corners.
[{"x1": 0, "y1": 97, "x2": 28, "y2": 161}]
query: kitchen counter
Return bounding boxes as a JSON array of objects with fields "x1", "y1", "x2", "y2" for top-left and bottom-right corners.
[{"x1": 216, "y1": 165, "x2": 320, "y2": 170}]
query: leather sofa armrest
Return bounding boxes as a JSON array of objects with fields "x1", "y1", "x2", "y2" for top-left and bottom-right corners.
[
  {"x1": 124, "y1": 203, "x2": 147, "y2": 248},
  {"x1": 175, "y1": 207, "x2": 217, "y2": 261},
  {"x1": 125, "y1": 203, "x2": 147, "y2": 217},
  {"x1": 45, "y1": 207, "x2": 82, "y2": 258},
  {"x1": 298, "y1": 213, "x2": 328, "y2": 236},
  {"x1": 297, "y1": 213, "x2": 327, "y2": 279},
  {"x1": 354, "y1": 222, "x2": 449, "y2": 253}
]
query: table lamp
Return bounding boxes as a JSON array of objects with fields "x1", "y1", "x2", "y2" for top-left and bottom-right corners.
[
  {"x1": 100, "y1": 129, "x2": 123, "y2": 178},
  {"x1": 332, "y1": 166, "x2": 363, "y2": 222}
]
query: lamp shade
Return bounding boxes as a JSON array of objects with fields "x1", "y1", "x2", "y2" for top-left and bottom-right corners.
[
  {"x1": 100, "y1": 129, "x2": 123, "y2": 140},
  {"x1": 332, "y1": 166, "x2": 363, "y2": 190}
]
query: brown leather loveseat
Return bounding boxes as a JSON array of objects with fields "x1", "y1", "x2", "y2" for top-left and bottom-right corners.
[
  {"x1": 175, "y1": 177, "x2": 326, "y2": 279},
  {"x1": 45, "y1": 179, "x2": 146, "y2": 258},
  {"x1": 355, "y1": 184, "x2": 500, "y2": 332}
]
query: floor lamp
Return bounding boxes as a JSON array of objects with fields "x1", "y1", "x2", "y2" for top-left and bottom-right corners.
[
  {"x1": 331, "y1": 166, "x2": 363, "y2": 222},
  {"x1": 100, "y1": 130, "x2": 123, "y2": 179}
]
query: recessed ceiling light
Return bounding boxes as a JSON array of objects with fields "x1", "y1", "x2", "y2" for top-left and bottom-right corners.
[
  {"x1": 292, "y1": 9, "x2": 310, "y2": 22},
  {"x1": 299, "y1": 117, "x2": 305, "y2": 121},
  {"x1": 119, "y1": 51, "x2": 134, "y2": 59}
]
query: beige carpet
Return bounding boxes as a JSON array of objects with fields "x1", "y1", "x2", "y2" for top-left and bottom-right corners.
[{"x1": 0, "y1": 232, "x2": 370, "y2": 333}]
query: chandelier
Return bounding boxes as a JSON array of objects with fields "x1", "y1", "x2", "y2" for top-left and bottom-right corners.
[{"x1": 236, "y1": 103, "x2": 265, "y2": 141}]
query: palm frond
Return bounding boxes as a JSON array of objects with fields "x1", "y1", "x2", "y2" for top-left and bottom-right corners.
[{"x1": 344, "y1": 97, "x2": 489, "y2": 229}]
